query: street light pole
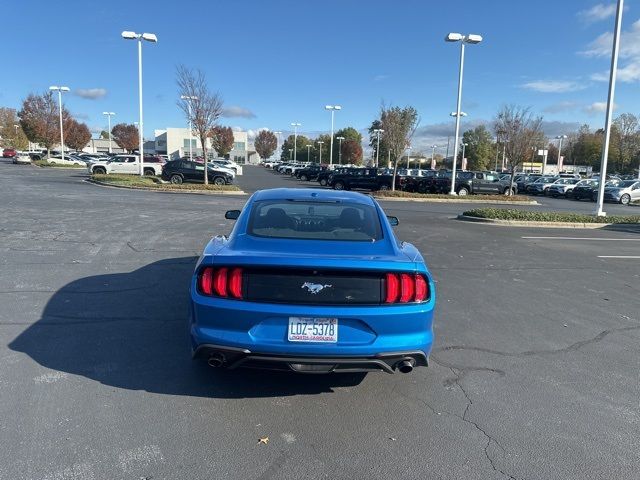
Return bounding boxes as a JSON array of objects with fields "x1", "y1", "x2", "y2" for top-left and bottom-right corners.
[
  {"x1": 556, "y1": 134, "x2": 567, "y2": 172},
  {"x1": 49, "y1": 86, "x2": 70, "y2": 160},
  {"x1": 273, "y1": 131, "x2": 282, "y2": 160},
  {"x1": 406, "y1": 146, "x2": 411, "y2": 169},
  {"x1": 336, "y1": 136, "x2": 345, "y2": 164},
  {"x1": 431, "y1": 145, "x2": 438, "y2": 170},
  {"x1": 325, "y1": 105, "x2": 341, "y2": 166},
  {"x1": 461, "y1": 143, "x2": 468, "y2": 169},
  {"x1": 595, "y1": 0, "x2": 624, "y2": 216},
  {"x1": 122, "y1": 31, "x2": 157, "y2": 175},
  {"x1": 290, "y1": 122, "x2": 301, "y2": 163},
  {"x1": 102, "y1": 112, "x2": 115, "y2": 154},
  {"x1": 445, "y1": 32, "x2": 482, "y2": 195},
  {"x1": 373, "y1": 128, "x2": 384, "y2": 168},
  {"x1": 306, "y1": 144, "x2": 312, "y2": 163},
  {"x1": 317, "y1": 141, "x2": 324, "y2": 164}
]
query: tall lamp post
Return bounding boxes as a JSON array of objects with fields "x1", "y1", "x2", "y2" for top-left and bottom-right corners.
[
  {"x1": 449, "y1": 111, "x2": 467, "y2": 170},
  {"x1": 273, "y1": 131, "x2": 282, "y2": 160},
  {"x1": 181, "y1": 96, "x2": 198, "y2": 161},
  {"x1": 445, "y1": 32, "x2": 482, "y2": 194},
  {"x1": 317, "y1": 141, "x2": 324, "y2": 164},
  {"x1": 595, "y1": 0, "x2": 624, "y2": 215},
  {"x1": 461, "y1": 143, "x2": 468, "y2": 170},
  {"x1": 406, "y1": 146, "x2": 411, "y2": 168},
  {"x1": 306, "y1": 144, "x2": 313, "y2": 163},
  {"x1": 556, "y1": 134, "x2": 567, "y2": 172},
  {"x1": 102, "y1": 112, "x2": 116, "y2": 154},
  {"x1": 290, "y1": 122, "x2": 301, "y2": 162},
  {"x1": 49, "y1": 86, "x2": 70, "y2": 160},
  {"x1": 336, "y1": 136, "x2": 345, "y2": 164},
  {"x1": 325, "y1": 105, "x2": 341, "y2": 166},
  {"x1": 373, "y1": 128, "x2": 384, "y2": 168},
  {"x1": 122, "y1": 30, "x2": 158, "y2": 176},
  {"x1": 431, "y1": 144, "x2": 438, "y2": 170}
]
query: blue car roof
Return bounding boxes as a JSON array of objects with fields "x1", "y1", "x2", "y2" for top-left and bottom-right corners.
[{"x1": 251, "y1": 188, "x2": 376, "y2": 206}]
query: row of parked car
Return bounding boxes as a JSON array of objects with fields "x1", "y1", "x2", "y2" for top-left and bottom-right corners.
[
  {"x1": 515, "y1": 173, "x2": 640, "y2": 205},
  {"x1": 262, "y1": 161, "x2": 640, "y2": 204}
]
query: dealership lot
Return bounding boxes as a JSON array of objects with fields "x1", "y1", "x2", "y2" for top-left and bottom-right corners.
[{"x1": 1, "y1": 162, "x2": 639, "y2": 480}]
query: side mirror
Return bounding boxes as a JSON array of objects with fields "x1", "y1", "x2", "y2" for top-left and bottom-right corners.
[
  {"x1": 387, "y1": 216, "x2": 399, "y2": 226},
  {"x1": 225, "y1": 210, "x2": 240, "y2": 220}
]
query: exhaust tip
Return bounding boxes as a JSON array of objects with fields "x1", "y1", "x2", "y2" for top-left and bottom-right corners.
[
  {"x1": 396, "y1": 359, "x2": 415, "y2": 374},
  {"x1": 207, "y1": 353, "x2": 225, "y2": 368}
]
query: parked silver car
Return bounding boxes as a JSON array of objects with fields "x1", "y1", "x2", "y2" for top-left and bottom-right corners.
[{"x1": 603, "y1": 180, "x2": 640, "y2": 205}]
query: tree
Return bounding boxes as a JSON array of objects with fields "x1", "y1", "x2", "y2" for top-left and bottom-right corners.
[
  {"x1": 612, "y1": 113, "x2": 639, "y2": 173},
  {"x1": 461, "y1": 125, "x2": 494, "y2": 171},
  {"x1": 111, "y1": 123, "x2": 139, "y2": 152},
  {"x1": 280, "y1": 134, "x2": 311, "y2": 161},
  {"x1": 65, "y1": 120, "x2": 91, "y2": 151},
  {"x1": 494, "y1": 105, "x2": 544, "y2": 194},
  {"x1": 99, "y1": 130, "x2": 109, "y2": 140},
  {"x1": 254, "y1": 130, "x2": 278, "y2": 160},
  {"x1": 210, "y1": 126, "x2": 234, "y2": 158},
  {"x1": 0, "y1": 108, "x2": 28, "y2": 150},
  {"x1": 368, "y1": 119, "x2": 388, "y2": 166},
  {"x1": 341, "y1": 139, "x2": 363, "y2": 165},
  {"x1": 379, "y1": 105, "x2": 419, "y2": 189},
  {"x1": 18, "y1": 91, "x2": 70, "y2": 155},
  {"x1": 176, "y1": 65, "x2": 223, "y2": 184},
  {"x1": 546, "y1": 143, "x2": 559, "y2": 164},
  {"x1": 334, "y1": 126, "x2": 363, "y2": 163}
]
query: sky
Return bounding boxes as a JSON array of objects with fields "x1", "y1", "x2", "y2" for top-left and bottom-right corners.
[{"x1": 2, "y1": 0, "x2": 639, "y2": 154}]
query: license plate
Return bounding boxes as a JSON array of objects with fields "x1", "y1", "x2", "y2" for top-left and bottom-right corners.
[{"x1": 287, "y1": 317, "x2": 338, "y2": 343}]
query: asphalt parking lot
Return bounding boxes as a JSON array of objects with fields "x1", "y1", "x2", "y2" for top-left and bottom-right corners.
[{"x1": 1, "y1": 161, "x2": 639, "y2": 480}]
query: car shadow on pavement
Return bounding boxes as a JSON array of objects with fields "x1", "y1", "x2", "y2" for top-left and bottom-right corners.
[
  {"x1": 9, "y1": 257, "x2": 365, "y2": 398},
  {"x1": 601, "y1": 224, "x2": 640, "y2": 235}
]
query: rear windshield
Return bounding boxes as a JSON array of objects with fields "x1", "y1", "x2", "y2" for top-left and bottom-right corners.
[{"x1": 247, "y1": 200, "x2": 383, "y2": 242}]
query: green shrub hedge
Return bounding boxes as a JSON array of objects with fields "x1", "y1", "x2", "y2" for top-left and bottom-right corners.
[
  {"x1": 91, "y1": 174, "x2": 241, "y2": 191},
  {"x1": 462, "y1": 208, "x2": 640, "y2": 224}
]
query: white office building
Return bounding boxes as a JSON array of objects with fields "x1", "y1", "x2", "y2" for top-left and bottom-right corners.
[{"x1": 153, "y1": 128, "x2": 258, "y2": 164}]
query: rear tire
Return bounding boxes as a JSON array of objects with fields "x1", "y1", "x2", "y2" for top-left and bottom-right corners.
[
  {"x1": 300, "y1": 174, "x2": 308, "y2": 181},
  {"x1": 457, "y1": 187, "x2": 469, "y2": 196},
  {"x1": 379, "y1": 184, "x2": 390, "y2": 191},
  {"x1": 144, "y1": 168, "x2": 155, "y2": 176},
  {"x1": 213, "y1": 176, "x2": 225, "y2": 186},
  {"x1": 170, "y1": 174, "x2": 183, "y2": 185},
  {"x1": 319, "y1": 178, "x2": 327, "y2": 186},
  {"x1": 93, "y1": 167, "x2": 106, "y2": 175},
  {"x1": 334, "y1": 181, "x2": 345, "y2": 191},
  {"x1": 620, "y1": 194, "x2": 631, "y2": 205}
]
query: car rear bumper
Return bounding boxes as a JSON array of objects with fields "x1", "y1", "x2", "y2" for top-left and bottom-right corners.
[{"x1": 192, "y1": 343, "x2": 428, "y2": 373}]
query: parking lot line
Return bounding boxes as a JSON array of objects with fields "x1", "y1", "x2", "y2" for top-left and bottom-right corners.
[
  {"x1": 522, "y1": 236, "x2": 640, "y2": 241},
  {"x1": 597, "y1": 256, "x2": 640, "y2": 259}
]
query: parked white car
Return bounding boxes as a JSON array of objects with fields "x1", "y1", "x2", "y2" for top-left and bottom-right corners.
[
  {"x1": 13, "y1": 154, "x2": 32, "y2": 165},
  {"x1": 46, "y1": 155, "x2": 85, "y2": 166},
  {"x1": 88, "y1": 155, "x2": 163, "y2": 176}
]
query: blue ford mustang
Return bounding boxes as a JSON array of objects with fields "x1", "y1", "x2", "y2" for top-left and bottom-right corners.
[{"x1": 189, "y1": 188, "x2": 436, "y2": 374}]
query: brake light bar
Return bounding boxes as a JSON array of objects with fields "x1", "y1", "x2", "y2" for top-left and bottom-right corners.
[
  {"x1": 385, "y1": 273, "x2": 429, "y2": 304},
  {"x1": 198, "y1": 266, "x2": 243, "y2": 299}
]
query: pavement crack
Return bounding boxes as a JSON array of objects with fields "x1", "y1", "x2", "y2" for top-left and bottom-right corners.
[
  {"x1": 449, "y1": 367, "x2": 520, "y2": 480},
  {"x1": 434, "y1": 324, "x2": 640, "y2": 359},
  {"x1": 126, "y1": 241, "x2": 140, "y2": 252}
]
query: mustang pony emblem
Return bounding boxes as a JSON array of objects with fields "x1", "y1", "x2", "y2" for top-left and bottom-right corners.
[{"x1": 301, "y1": 282, "x2": 333, "y2": 294}]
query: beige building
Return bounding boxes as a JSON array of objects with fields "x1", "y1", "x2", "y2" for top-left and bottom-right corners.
[{"x1": 154, "y1": 128, "x2": 258, "y2": 164}]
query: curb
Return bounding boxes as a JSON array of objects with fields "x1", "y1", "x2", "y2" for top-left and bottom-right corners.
[
  {"x1": 374, "y1": 196, "x2": 539, "y2": 205},
  {"x1": 87, "y1": 179, "x2": 247, "y2": 196},
  {"x1": 456, "y1": 214, "x2": 640, "y2": 229}
]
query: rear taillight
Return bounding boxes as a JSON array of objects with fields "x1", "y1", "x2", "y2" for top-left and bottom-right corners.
[
  {"x1": 198, "y1": 267, "x2": 244, "y2": 299},
  {"x1": 385, "y1": 273, "x2": 430, "y2": 304}
]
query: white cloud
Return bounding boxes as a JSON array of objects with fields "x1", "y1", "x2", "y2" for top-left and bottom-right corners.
[
  {"x1": 74, "y1": 88, "x2": 107, "y2": 99},
  {"x1": 373, "y1": 74, "x2": 389, "y2": 82},
  {"x1": 583, "y1": 19, "x2": 640, "y2": 84},
  {"x1": 584, "y1": 101, "x2": 618, "y2": 114},
  {"x1": 521, "y1": 80, "x2": 586, "y2": 93},
  {"x1": 221, "y1": 106, "x2": 256, "y2": 119},
  {"x1": 578, "y1": 3, "x2": 617, "y2": 23}
]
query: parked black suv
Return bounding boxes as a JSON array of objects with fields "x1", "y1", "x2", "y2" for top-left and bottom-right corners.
[
  {"x1": 434, "y1": 171, "x2": 517, "y2": 195},
  {"x1": 329, "y1": 167, "x2": 398, "y2": 191},
  {"x1": 161, "y1": 160, "x2": 233, "y2": 185}
]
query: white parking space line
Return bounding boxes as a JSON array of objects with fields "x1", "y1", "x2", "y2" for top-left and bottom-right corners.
[
  {"x1": 522, "y1": 236, "x2": 640, "y2": 241},
  {"x1": 597, "y1": 256, "x2": 640, "y2": 259}
]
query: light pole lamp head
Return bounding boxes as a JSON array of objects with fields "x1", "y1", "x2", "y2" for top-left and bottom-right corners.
[
  {"x1": 121, "y1": 31, "x2": 138, "y2": 40},
  {"x1": 290, "y1": 122, "x2": 301, "y2": 127},
  {"x1": 325, "y1": 105, "x2": 342, "y2": 111},
  {"x1": 450, "y1": 112, "x2": 467, "y2": 117},
  {"x1": 142, "y1": 33, "x2": 158, "y2": 42},
  {"x1": 336, "y1": 136, "x2": 345, "y2": 141},
  {"x1": 445, "y1": 32, "x2": 464, "y2": 42},
  {"x1": 102, "y1": 111, "x2": 115, "y2": 116},
  {"x1": 465, "y1": 34, "x2": 483, "y2": 44},
  {"x1": 556, "y1": 134, "x2": 568, "y2": 140}
]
